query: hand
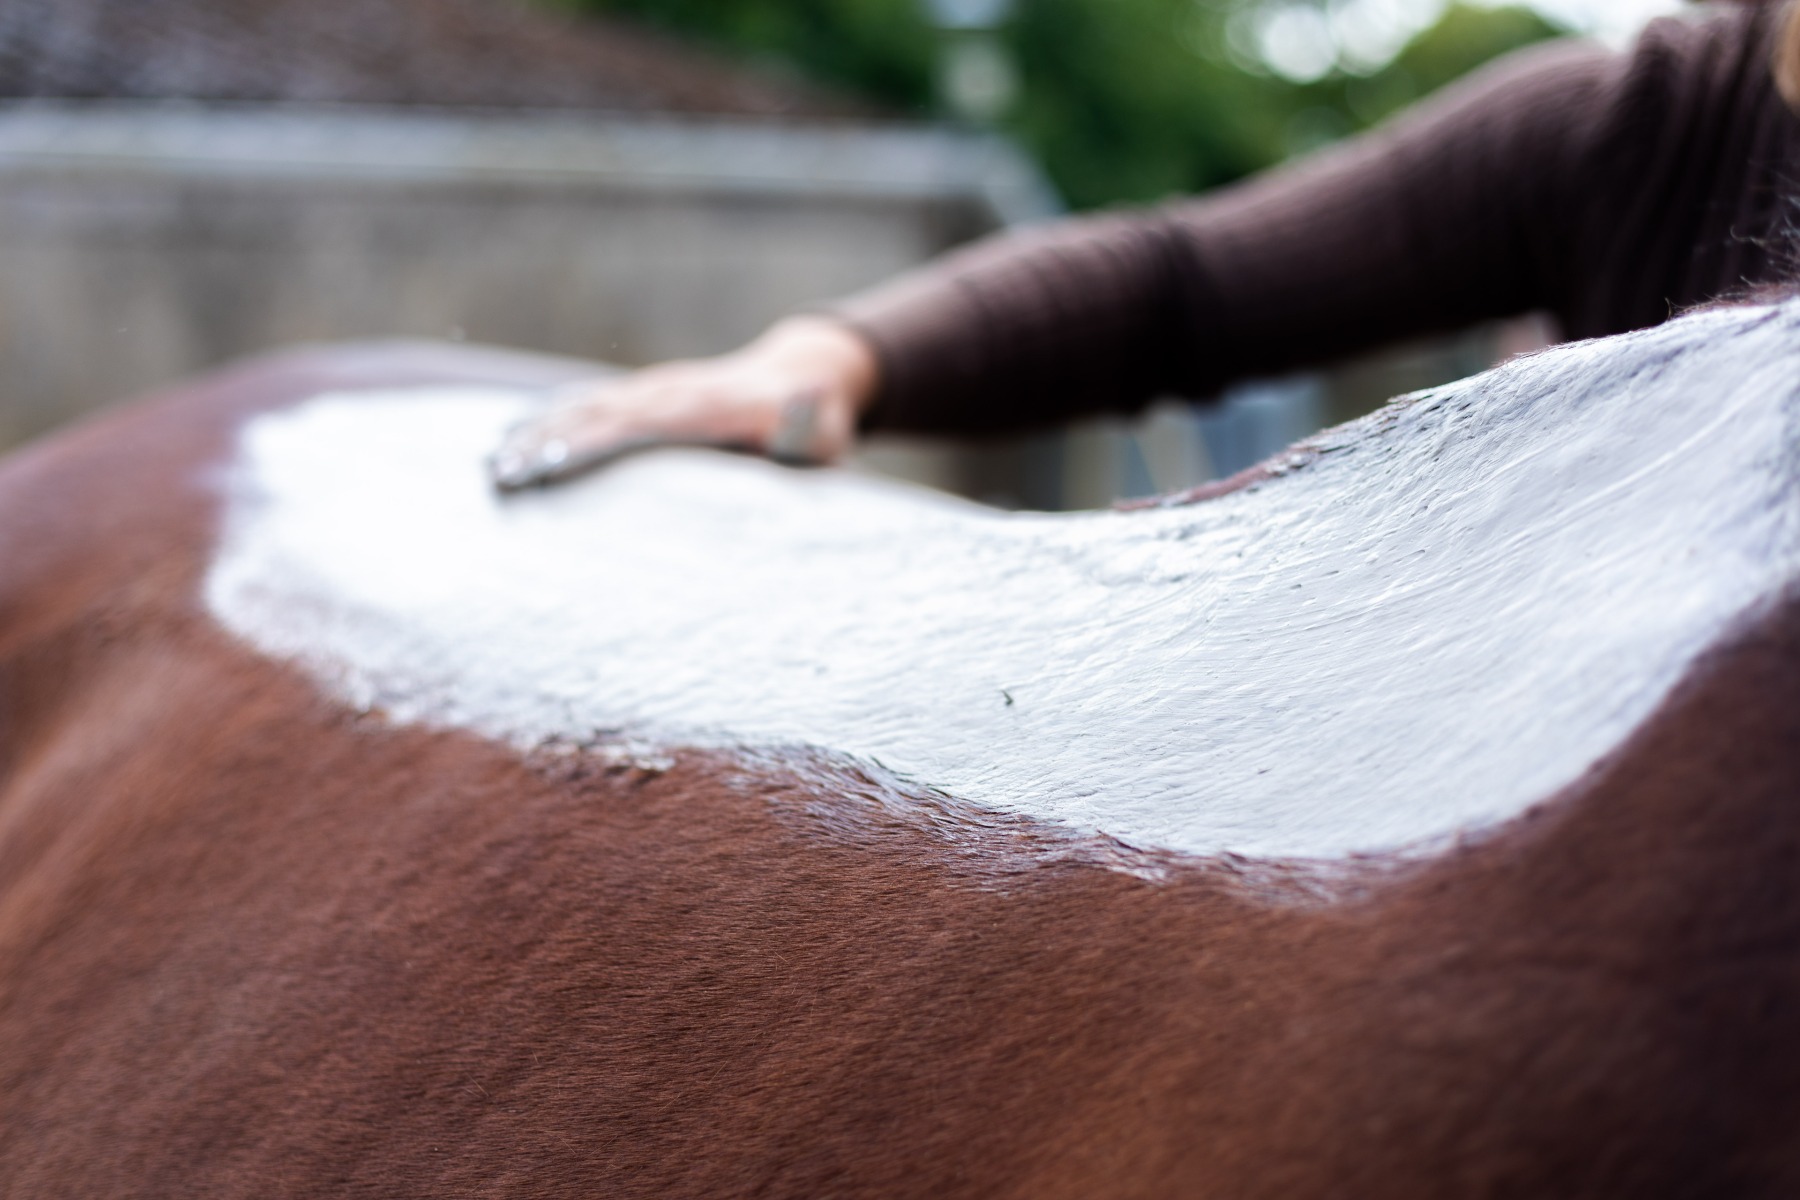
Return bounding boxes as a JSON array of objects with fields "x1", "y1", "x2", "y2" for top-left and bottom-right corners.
[{"x1": 489, "y1": 317, "x2": 880, "y2": 491}]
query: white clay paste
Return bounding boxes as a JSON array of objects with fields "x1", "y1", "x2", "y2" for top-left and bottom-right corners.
[{"x1": 205, "y1": 301, "x2": 1800, "y2": 860}]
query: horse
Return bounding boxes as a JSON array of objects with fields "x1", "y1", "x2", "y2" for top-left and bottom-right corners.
[{"x1": 3, "y1": 299, "x2": 1799, "y2": 1197}]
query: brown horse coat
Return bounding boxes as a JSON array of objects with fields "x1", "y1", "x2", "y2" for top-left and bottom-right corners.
[{"x1": 3, "y1": 307, "x2": 1800, "y2": 1197}]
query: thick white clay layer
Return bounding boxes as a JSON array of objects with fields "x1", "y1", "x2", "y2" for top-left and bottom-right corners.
[{"x1": 206, "y1": 302, "x2": 1800, "y2": 860}]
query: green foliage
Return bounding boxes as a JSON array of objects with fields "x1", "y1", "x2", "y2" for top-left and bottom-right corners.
[
  {"x1": 1397, "y1": 3, "x2": 1567, "y2": 93},
  {"x1": 1005, "y1": 0, "x2": 1288, "y2": 207},
  {"x1": 1330, "y1": 4, "x2": 1570, "y2": 131},
  {"x1": 556, "y1": 0, "x2": 1565, "y2": 210},
  {"x1": 553, "y1": 0, "x2": 940, "y2": 108}
]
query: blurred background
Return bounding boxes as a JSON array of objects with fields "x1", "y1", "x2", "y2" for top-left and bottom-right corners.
[{"x1": 0, "y1": 0, "x2": 1678, "y2": 507}]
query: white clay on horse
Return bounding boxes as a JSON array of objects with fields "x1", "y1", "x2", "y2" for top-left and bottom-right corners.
[{"x1": 204, "y1": 301, "x2": 1800, "y2": 862}]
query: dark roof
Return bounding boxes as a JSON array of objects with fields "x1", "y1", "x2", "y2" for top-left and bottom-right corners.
[{"x1": 0, "y1": 0, "x2": 865, "y2": 117}]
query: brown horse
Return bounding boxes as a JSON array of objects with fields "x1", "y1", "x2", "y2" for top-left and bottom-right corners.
[{"x1": 3, "y1": 300, "x2": 1799, "y2": 1198}]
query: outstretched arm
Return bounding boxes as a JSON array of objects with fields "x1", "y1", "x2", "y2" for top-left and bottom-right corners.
[{"x1": 494, "y1": 14, "x2": 1719, "y2": 486}]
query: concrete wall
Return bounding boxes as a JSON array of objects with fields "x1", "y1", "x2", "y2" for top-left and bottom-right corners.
[{"x1": 0, "y1": 103, "x2": 1054, "y2": 455}]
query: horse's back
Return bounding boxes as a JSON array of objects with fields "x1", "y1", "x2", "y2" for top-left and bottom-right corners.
[{"x1": 3, "y1": 316, "x2": 1800, "y2": 1198}]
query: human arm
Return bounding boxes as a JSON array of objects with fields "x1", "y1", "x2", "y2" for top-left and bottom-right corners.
[{"x1": 494, "y1": 4, "x2": 1779, "y2": 482}]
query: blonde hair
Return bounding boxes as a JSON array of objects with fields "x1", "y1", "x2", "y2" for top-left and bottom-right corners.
[{"x1": 1778, "y1": 0, "x2": 1800, "y2": 110}]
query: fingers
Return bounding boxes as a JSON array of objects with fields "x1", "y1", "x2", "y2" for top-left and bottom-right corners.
[
  {"x1": 488, "y1": 421, "x2": 653, "y2": 492},
  {"x1": 487, "y1": 320, "x2": 877, "y2": 492},
  {"x1": 489, "y1": 383, "x2": 688, "y2": 492},
  {"x1": 488, "y1": 374, "x2": 850, "y2": 492},
  {"x1": 489, "y1": 393, "x2": 592, "y2": 492}
]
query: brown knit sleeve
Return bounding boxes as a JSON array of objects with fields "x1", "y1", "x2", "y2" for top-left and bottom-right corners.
[{"x1": 830, "y1": 36, "x2": 1628, "y2": 436}]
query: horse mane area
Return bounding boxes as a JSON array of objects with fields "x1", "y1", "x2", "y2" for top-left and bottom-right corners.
[{"x1": 1, "y1": 305, "x2": 1799, "y2": 1196}]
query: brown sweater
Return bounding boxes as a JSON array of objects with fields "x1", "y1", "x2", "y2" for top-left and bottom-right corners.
[{"x1": 836, "y1": 1, "x2": 1800, "y2": 435}]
